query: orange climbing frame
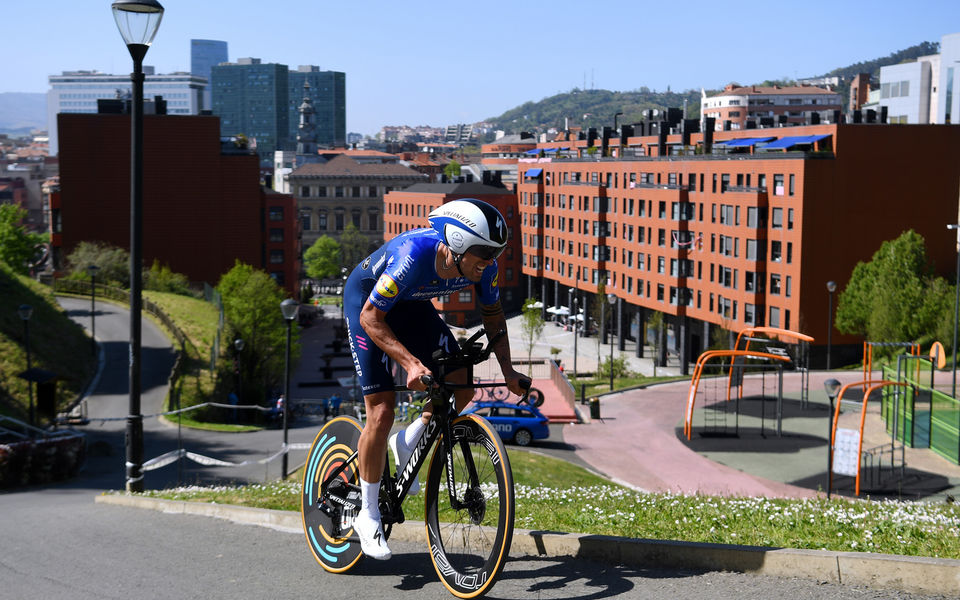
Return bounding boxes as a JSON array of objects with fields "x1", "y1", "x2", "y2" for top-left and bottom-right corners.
[{"x1": 684, "y1": 349, "x2": 794, "y2": 440}]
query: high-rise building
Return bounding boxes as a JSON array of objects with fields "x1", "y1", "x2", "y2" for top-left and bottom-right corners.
[
  {"x1": 211, "y1": 58, "x2": 290, "y2": 167},
  {"x1": 190, "y1": 39, "x2": 228, "y2": 110},
  {"x1": 288, "y1": 66, "x2": 345, "y2": 148},
  {"x1": 46, "y1": 69, "x2": 205, "y2": 155}
]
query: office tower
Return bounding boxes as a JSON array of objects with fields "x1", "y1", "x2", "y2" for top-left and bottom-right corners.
[
  {"x1": 211, "y1": 58, "x2": 289, "y2": 166},
  {"x1": 190, "y1": 39, "x2": 228, "y2": 110},
  {"x1": 288, "y1": 66, "x2": 346, "y2": 148}
]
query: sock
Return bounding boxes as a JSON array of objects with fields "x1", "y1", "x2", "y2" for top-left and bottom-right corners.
[
  {"x1": 360, "y1": 477, "x2": 380, "y2": 520},
  {"x1": 403, "y1": 417, "x2": 426, "y2": 448}
]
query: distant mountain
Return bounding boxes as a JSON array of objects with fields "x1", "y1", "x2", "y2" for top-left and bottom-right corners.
[
  {"x1": 0, "y1": 93, "x2": 47, "y2": 135},
  {"x1": 482, "y1": 41, "x2": 940, "y2": 139}
]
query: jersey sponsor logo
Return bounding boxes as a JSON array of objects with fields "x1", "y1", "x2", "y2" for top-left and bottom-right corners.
[
  {"x1": 375, "y1": 274, "x2": 399, "y2": 298},
  {"x1": 491, "y1": 272, "x2": 499, "y2": 288},
  {"x1": 393, "y1": 255, "x2": 415, "y2": 282},
  {"x1": 372, "y1": 253, "x2": 386, "y2": 275},
  {"x1": 369, "y1": 295, "x2": 387, "y2": 308},
  {"x1": 361, "y1": 257, "x2": 371, "y2": 270}
]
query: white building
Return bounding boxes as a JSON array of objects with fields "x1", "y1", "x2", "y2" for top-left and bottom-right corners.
[
  {"x1": 46, "y1": 69, "x2": 206, "y2": 155},
  {"x1": 876, "y1": 32, "x2": 960, "y2": 124}
]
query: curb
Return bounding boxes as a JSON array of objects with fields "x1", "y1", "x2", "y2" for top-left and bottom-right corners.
[{"x1": 95, "y1": 494, "x2": 960, "y2": 596}]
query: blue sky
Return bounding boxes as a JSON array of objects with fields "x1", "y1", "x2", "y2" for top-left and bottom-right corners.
[{"x1": 4, "y1": 0, "x2": 959, "y2": 135}]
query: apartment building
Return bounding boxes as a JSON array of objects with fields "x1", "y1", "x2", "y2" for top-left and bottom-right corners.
[
  {"x1": 383, "y1": 182, "x2": 522, "y2": 326},
  {"x1": 702, "y1": 84, "x2": 842, "y2": 130},
  {"x1": 54, "y1": 111, "x2": 300, "y2": 295},
  {"x1": 517, "y1": 121, "x2": 960, "y2": 371}
]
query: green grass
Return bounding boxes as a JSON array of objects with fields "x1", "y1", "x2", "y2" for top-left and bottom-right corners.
[
  {"x1": 135, "y1": 448, "x2": 960, "y2": 559},
  {"x1": 0, "y1": 264, "x2": 96, "y2": 420},
  {"x1": 571, "y1": 374, "x2": 687, "y2": 398}
]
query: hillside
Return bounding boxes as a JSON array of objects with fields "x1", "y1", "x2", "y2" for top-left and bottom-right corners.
[
  {"x1": 0, "y1": 92, "x2": 47, "y2": 136},
  {"x1": 0, "y1": 264, "x2": 96, "y2": 422},
  {"x1": 483, "y1": 41, "x2": 940, "y2": 138}
]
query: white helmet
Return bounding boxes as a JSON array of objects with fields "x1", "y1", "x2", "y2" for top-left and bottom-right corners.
[{"x1": 428, "y1": 198, "x2": 508, "y2": 260}]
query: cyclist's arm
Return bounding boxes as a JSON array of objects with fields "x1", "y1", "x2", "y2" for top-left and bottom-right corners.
[
  {"x1": 359, "y1": 300, "x2": 431, "y2": 391},
  {"x1": 480, "y1": 300, "x2": 527, "y2": 395}
]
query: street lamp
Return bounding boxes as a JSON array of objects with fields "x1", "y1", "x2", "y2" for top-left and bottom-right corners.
[
  {"x1": 18, "y1": 304, "x2": 34, "y2": 425},
  {"x1": 826, "y1": 280, "x2": 837, "y2": 370},
  {"x1": 280, "y1": 298, "x2": 299, "y2": 479},
  {"x1": 607, "y1": 293, "x2": 616, "y2": 391},
  {"x1": 233, "y1": 338, "x2": 245, "y2": 402},
  {"x1": 339, "y1": 266, "x2": 348, "y2": 335},
  {"x1": 572, "y1": 295, "x2": 579, "y2": 381},
  {"x1": 823, "y1": 378, "x2": 842, "y2": 499},
  {"x1": 112, "y1": 0, "x2": 164, "y2": 493},
  {"x1": 948, "y1": 224, "x2": 960, "y2": 397},
  {"x1": 88, "y1": 265, "x2": 99, "y2": 356}
]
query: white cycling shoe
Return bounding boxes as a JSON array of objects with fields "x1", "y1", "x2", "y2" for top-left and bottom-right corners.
[
  {"x1": 389, "y1": 432, "x2": 420, "y2": 495},
  {"x1": 354, "y1": 513, "x2": 391, "y2": 560}
]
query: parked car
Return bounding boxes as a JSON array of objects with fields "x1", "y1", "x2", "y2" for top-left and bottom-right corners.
[{"x1": 462, "y1": 400, "x2": 550, "y2": 446}]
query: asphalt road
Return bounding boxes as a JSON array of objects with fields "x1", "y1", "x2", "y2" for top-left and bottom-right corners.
[{"x1": 0, "y1": 298, "x2": 942, "y2": 599}]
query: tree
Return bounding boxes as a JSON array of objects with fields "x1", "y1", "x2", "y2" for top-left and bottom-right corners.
[
  {"x1": 443, "y1": 160, "x2": 461, "y2": 181},
  {"x1": 836, "y1": 230, "x2": 950, "y2": 347},
  {"x1": 65, "y1": 241, "x2": 130, "y2": 287},
  {"x1": 519, "y1": 298, "x2": 545, "y2": 376},
  {"x1": 304, "y1": 235, "x2": 342, "y2": 280},
  {"x1": 339, "y1": 222, "x2": 367, "y2": 271},
  {"x1": 0, "y1": 204, "x2": 47, "y2": 275},
  {"x1": 217, "y1": 262, "x2": 299, "y2": 404},
  {"x1": 647, "y1": 310, "x2": 665, "y2": 376}
]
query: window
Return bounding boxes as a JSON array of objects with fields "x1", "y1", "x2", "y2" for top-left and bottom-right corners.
[
  {"x1": 270, "y1": 249, "x2": 284, "y2": 264},
  {"x1": 771, "y1": 207, "x2": 783, "y2": 229},
  {"x1": 458, "y1": 289, "x2": 473, "y2": 303},
  {"x1": 769, "y1": 306, "x2": 780, "y2": 328},
  {"x1": 771, "y1": 240, "x2": 782, "y2": 262},
  {"x1": 770, "y1": 273, "x2": 781, "y2": 295},
  {"x1": 269, "y1": 207, "x2": 284, "y2": 221},
  {"x1": 369, "y1": 186, "x2": 377, "y2": 197},
  {"x1": 746, "y1": 239, "x2": 758, "y2": 261},
  {"x1": 318, "y1": 211, "x2": 327, "y2": 229},
  {"x1": 787, "y1": 208, "x2": 794, "y2": 230},
  {"x1": 773, "y1": 174, "x2": 784, "y2": 196},
  {"x1": 785, "y1": 276, "x2": 792, "y2": 297},
  {"x1": 318, "y1": 186, "x2": 327, "y2": 197},
  {"x1": 335, "y1": 186, "x2": 344, "y2": 198},
  {"x1": 270, "y1": 228, "x2": 284, "y2": 242},
  {"x1": 788, "y1": 174, "x2": 795, "y2": 196},
  {"x1": 300, "y1": 185, "x2": 310, "y2": 197},
  {"x1": 335, "y1": 212, "x2": 344, "y2": 230}
]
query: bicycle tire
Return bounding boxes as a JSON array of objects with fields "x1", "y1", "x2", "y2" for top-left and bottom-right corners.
[
  {"x1": 424, "y1": 414, "x2": 514, "y2": 598},
  {"x1": 301, "y1": 416, "x2": 365, "y2": 574},
  {"x1": 490, "y1": 386, "x2": 509, "y2": 401}
]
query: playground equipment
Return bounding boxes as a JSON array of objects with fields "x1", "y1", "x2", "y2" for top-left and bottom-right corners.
[
  {"x1": 684, "y1": 327, "x2": 813, "y2": 440},
  {"x1": 829, "y1": 380, "x2": 911, "y2": 496}
]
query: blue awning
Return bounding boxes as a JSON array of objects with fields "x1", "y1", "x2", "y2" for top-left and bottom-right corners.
[
  {"x1": 543, "y1": 148, "x2": 558, "y2": 153},
  {"x1": 525, "y1": 168, "x2": 543, "y2": 177},
  {"x1": 524, "y1": 148, "x2": 541, "y2": 154},
  {"x1": 762, "y1": 134, "x2": 832, "y2": 149},
  {"x1": 716, "y1": 137, "x2": 775, "y2": 147}
]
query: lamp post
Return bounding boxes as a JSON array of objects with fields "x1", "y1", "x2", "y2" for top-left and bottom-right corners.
[
  {"x1": 949, "y1": 224, "x2": 960, "y2": 398},
  {"x1": 18, "y1": 304, "x2": 34, "y2": 426},
  {"x1": 572, "y1": 295, "x2": 579, "y2": 381},
  {"x1": 233, "y1": 338, "x2": 245, "y2": 401},
  {"x1": 614, "y1": 111, "x2": 623, "y2": 132},
  {"x1": 826, "y1": 280, "x2": 837, "y2": 371},
  {"x1": 280, "y1": 298, "x2": 299, "y2": 479},
  {"x1": 823, "y1": 378, "x2": 841, "y2": 499},
  {"x1": 339, "y1": 266, "x2": 348, "y2": 334},
  {"x1": 607, "y1": 293, "x2": 616, "y2": 391},
  {"x1": 112, "y1": 0, "x2": 164, "y2": 493},
  {"x1": 88, "y1": 265, "x2": 99, "y2": 356}
]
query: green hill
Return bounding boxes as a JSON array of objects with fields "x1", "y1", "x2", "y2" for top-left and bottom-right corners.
[
  {"x1": 0, "y1": 264, "x2": 96, "y2": 423},
  {"x1": 482, "y1": 41, "x2": 939, "y2": 138}
]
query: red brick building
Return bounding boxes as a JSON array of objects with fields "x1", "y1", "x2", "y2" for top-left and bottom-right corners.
[
  {"x1": 55, "y1": 112, "x2": 300, "y2": 295},
  {"x1": 518, "y1": 122, "x2": 960, "y2": 370},
  {"x1": 384, "y1": 182, "x2": 522, "y2": 326}
]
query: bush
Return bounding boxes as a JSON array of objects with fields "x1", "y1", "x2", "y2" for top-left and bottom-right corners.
[
  {"x1": 144, "y1": 260, "x2": 194, "y2": 296},
  {"x1": 598, "y1": 355, "x2": 631, "y2": 379}
]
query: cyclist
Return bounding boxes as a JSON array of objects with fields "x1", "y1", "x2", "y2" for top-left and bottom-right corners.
[{"x1": 342, "y1": 198, "x2": 528, "y2": 560}]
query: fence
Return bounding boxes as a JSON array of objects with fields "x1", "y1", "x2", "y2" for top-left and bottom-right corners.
[{"x1": 881, "y1": 358, "x2": 960, "y2": 464}]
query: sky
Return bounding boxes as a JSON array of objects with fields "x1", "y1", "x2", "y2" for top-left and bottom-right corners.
[{"x1": 4, "y1": 0, "x2": 960, "y2": 136}]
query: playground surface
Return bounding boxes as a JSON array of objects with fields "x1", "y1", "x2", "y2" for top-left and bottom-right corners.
[{"x1": 564, "y1": 369, "x2": 960, "y2": 501}]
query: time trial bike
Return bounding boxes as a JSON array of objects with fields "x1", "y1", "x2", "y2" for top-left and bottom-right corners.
[{"x1": 300, "y1": 328, "x2": 529, "y2": 598}]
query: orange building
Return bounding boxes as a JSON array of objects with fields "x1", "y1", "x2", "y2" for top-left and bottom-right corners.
[
  {"x1": 702, "y1": 84, "x2": 843, "y2": 130},
  {"x1": 517, "y1": 122, "x2": 960, "y2": 370},
  {"x1": 384, "y1": 182, "x2": 522, "y2": 326}
]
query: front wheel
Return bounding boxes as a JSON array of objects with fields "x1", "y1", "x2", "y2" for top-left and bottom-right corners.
[{"x1": 424, "y1": 414, "x2": 514, "y2": 598}]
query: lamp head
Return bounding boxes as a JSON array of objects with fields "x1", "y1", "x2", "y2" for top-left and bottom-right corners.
[
  {"x1": 826, "y1": 280, "x2": 837, "y2": 293},
  {"x1": 87, "y1": 265, "x2": 100, "y2": 277},
  {"x1": 18, "y1": 304, "x2": 33, "y2": 321},
  {"x1": 823, "y1": 378, "x2": 841, "y2": 399},
  {"x1": 280, "y1": 298, "x2": 299, "y2": 321},
  {"x1": 112, "y1": 0, "x2": 164, "y2": 59},
  {"x1": 607, "y1": 293, "x2": 616, "y2": 305},
  {"x1": 234, "y1": 338, "x2": 245, "y2": 352}
]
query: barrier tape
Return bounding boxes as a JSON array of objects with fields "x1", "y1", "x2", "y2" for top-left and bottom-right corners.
[
  {"x1": 61, "y1": 401, "x2": 275, "y2": 425},
  {"x1": 141, "y1": 443, "x2": 312, "y2": 472}
]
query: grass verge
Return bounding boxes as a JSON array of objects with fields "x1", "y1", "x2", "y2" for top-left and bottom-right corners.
[{"x1": 135, "y1": 447, "x2": 960, "y2": 559}]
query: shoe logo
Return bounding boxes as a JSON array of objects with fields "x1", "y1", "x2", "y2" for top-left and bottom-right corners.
[{"x1": 374, "y1": 529, "x2": 382, "y2": 543}]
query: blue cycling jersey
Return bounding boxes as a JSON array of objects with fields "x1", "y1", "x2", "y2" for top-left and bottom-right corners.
[{"x1": 359, "y1": 227, "x2": 500, "y2": 311}]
